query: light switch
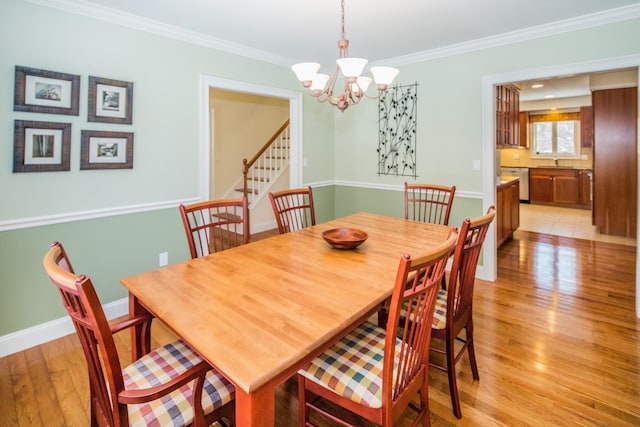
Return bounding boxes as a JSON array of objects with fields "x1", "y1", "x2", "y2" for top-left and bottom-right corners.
[
  {"x1": 513, "y1": 153, "x2": 520, "y2": 159},
  {"x1": 472, "y1": 159, "x2": 481, "y2": 171}
]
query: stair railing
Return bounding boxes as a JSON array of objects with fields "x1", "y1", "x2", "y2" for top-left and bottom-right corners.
[{"x1": 242, "y1": 119, "x2": 290, "y2": 202}]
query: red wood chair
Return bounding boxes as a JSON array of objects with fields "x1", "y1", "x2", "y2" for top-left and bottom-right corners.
[
  {"x1": 297, "y1": 229, "x2": 459, "y2": 427},
  {"x1": 43, "y1": 241, "x2": 235, "y2": 427},
  {"x1": 268, "y1": 186, "x2": 316, "y2": 234},
  {"x1": 404, "y1": 183, "x2": 456, "y2": 225},
  {"x1": 179, "y1": 197, "x2": 249, "y2": 259},
  {"x1": 430, "y1": 206, "x2": 496, "y2": 418}
]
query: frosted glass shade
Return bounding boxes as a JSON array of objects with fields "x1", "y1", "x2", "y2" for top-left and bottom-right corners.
[
  {"x1": 291, "y1": 63, "x2": 321, "y2": 83},
  {"x1": 371, "y1": 66, "x2": 399, "y2": 87},
  {"x1": 310, "y1": 73, "x2": 330, "y2": 94},
  {"x1": 351, "y1": 76, "x2": 372, "y2": 93},
  {"x1": 336, "y1": 58, "x2": 367, "y2": 79}
]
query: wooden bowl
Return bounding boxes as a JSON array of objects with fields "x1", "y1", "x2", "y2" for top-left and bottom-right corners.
[{"x1": 322, "y1": 228, "x2": 368, "y2": 250}]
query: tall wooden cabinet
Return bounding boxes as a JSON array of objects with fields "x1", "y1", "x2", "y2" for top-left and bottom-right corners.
[{"x1": 593, "y1": 87, "x2": 637, "y2": 237}]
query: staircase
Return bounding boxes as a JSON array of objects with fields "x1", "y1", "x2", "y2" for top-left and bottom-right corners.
[{"x1": 226, "y1": 120, "x2": 290, "y2": 207}]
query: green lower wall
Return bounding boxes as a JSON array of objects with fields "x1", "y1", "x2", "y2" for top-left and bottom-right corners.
[
  {"x1": 334, "y1": 185, "x2": 483, "y2": 226},
  {"x1": 0, "y1": 184, "x2": 482, "y2": 336},
  {"x1": 0, "y1": 208, "x2": 188, "y2": 334}
]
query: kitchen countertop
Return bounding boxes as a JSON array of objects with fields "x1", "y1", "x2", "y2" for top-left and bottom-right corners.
[
  {"x1": 498, "y1": 175, "x2": 519, "y2": 186},
  {"x1": 502, "y1": 165, "x2": 592, "y2": 170}
]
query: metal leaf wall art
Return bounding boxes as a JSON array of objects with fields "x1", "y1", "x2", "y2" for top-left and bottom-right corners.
[{"x1": 377, "y1": 83, "x2": 417, "y2": 177}]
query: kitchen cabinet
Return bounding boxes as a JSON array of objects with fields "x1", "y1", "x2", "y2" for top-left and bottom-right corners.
[
  {"x1": 497, "y1": 178, "x2": 520, "y2": 247},
  {"x1": 519, "y1": 111, "x2": 529, "y2": 148},
  {"x1": 580, "y1": 106, "x2": 593, "y2": 148},
  {"x1": 593, "y1": 87, "x2": 637, "y2": 237},
  {"x1": 495, "y1": 84, "x2": 520, "y2": 148},
  {"x1": 578, "y1": 170, "x2": 592, "y2": 208},
  {"x1": 529, "y1": 168, "x2": 590, "y2": 208}
]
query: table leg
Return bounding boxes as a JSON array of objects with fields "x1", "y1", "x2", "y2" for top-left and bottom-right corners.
[
  {"x1": 128, "y1": 293, "x2": 151, "y2": 360},
  {"x1": 235, "y1": 385, "x2": 275, "y2": 427}
]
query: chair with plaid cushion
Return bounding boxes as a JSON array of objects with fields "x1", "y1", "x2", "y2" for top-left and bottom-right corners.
[
  {"x1": 179, "y1": 197, "x2": 249, "y2": 259},
  {"x1": 404, "y1": 182, "x2": 456, "y2": 225},
  {"x1": 268, "y1": 186, "x2": 316, "y2": 234},
  {"x1": 43, "y1": 241, "x2": 235, "y2": 427},
  {"x1": 430, "y1": 206, "x2": 496, "y2": 419},
  {"x1": 297, "y1": 228, "x2": 459, "y2": 426}
]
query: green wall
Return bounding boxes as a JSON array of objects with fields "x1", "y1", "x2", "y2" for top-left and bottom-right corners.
[{"x1": 1, "y1": 0, "x2": 639, "y2": 339}]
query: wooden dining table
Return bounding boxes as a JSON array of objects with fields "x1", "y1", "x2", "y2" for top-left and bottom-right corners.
[{"x1": 120, "y1": 211, "x2": 453, "y2": 426}]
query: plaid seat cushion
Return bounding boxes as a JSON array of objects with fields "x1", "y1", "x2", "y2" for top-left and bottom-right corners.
[
  {"x1": 299, "y1": 321, "x2": 401, "y2": 409},
  {"x1": 431, "y1": 287, "x2": 448, "y2": 330},
  {"x1": 397, "y1": 287, "x2": 447, "y2": 330},
  {"x1": 123, "y1": 340, "x2": 235, "y2": 427}
]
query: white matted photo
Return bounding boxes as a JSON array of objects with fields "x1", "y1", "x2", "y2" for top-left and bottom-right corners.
[
  {"x1": 88, "y1": 76, "x2": 133, "y2": 124},
  {"x1": 13, "y1": 120, "x2": 72, "y2": 173},
  {"x1": 81, "y1": 130, "x2": 134, "y2": 170},
  {"x1": 24, "y1": 128, "x2": 63, "y2": 164},
  {"x1": 14, "y1": 66, "x2": 80, "y2": 116}
]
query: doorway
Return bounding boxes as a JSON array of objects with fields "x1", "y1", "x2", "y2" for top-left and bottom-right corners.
[
  {"x1": 199, "y1": 75, "x2": 303, "y2": 201},
  {"x1": 481, "y1": 54, "x2": 640, "y2": 315},
  {"x1": 200, "y1": 76, "x2": 303, "y2": 232}
]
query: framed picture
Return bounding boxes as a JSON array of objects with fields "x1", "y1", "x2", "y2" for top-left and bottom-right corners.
[
  {"x1": 13, "y1": 120, "x2": 72, "y2": 172},
  {"x1": 80, "y1": 130, "x2": 134, "y2": 170},
  {"x1": 14, "y1": 66, "x2": 80, "y2": 115},
  {"x1": 88, "y1": 76, "x2": 133, "y2": 124}
]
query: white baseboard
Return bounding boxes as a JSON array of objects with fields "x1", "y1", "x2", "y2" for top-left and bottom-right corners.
[{"x1": 0, "y1": 297, "x2": 128, "y2": 358}]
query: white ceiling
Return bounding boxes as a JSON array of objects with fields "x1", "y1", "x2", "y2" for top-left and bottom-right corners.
[
  {"x1": 32, "y1": 0, "x2": 640, "y2": 101},
  {"x1": 38, "y1": 0, "x2": 640, "y2": 67}
]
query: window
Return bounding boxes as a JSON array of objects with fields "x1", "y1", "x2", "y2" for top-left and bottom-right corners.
[{"x1": 530, "y1": 112, "x2": 580, "y2": 158}]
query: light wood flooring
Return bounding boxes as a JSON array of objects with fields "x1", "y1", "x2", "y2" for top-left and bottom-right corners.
[{"x1": 1, "y1": 228, "x2": 639, "y2": 426}]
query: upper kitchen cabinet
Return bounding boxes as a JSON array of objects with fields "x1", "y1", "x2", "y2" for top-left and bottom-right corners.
[
  {"x1": 593, "y1": 87, "x2": 637, "y2": 238},
  {"x1": 519, "y1": 111, "x2": 529, "y2": 148},
  {"x1": 580, "y1": 106, "x2": 593, "y2": 148},
  {"x1": 495, "y1": 84, "x2": 520, "y2": 148}
]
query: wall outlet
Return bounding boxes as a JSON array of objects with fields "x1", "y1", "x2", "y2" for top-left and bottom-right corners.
[
  {"x1": 159, "y1": 252, "x2": 168, "y2": 267},
  {"x1": 513, "y1": 153, "x2": 520, "y2": 159}
]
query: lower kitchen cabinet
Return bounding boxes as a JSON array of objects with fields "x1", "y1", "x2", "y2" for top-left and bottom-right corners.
[
  {"x1": 529, "y1": 168, "x2": 591, "y2": 209},
  {"x1": 497, "y1": 178, "x2": 520, "y2": 248}
]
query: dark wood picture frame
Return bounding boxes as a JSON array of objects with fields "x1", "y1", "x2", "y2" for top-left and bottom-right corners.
[
  {"x1": 88, "y1": 76, "x2": 133, "y2": 124},
  {"x1": 80, "y1": 130, "x2": 134, "y2": 170},
  {"x1": 13, "y1": 120, "x2": 72, "y2": 173},
  {"x1": 14, "y1": 66, "x2": 80, "y2": 116}
]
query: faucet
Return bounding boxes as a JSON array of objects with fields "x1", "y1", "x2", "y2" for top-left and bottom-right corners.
[{"x1": 553, "y1": 156, "x2": 559, "y2": 166}]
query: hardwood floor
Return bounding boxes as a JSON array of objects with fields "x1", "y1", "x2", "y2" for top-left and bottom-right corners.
[{"x1": 1, "y1": 229, "x2": 639, "y2": 426}]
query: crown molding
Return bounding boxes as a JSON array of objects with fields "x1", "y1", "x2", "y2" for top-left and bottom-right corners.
[
  {"x1": 383, "y1": 4, "x2": 640, "y2": 66},
  {"x1": 26, "y1": 1, "x2": 640, "y2": 69},
  {"x1": 24, "y1": 0, "x2": 297, "y2": 67}
]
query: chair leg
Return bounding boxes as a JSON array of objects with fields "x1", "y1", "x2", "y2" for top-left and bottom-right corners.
[
  {"x1": 297, "y1": 374, "x2": 309, "y2": 427},
  {"x1": 419, "y1": 380, "x2": 431, "y2": 427},
  {"x1": 446, "y1": 335, "x2": 463, "y2": 419},
  {"x1": 466, "y1": 322, "x2": 480, "y2": 381}
]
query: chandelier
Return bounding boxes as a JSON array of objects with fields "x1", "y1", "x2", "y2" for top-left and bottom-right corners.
[{"x1": 291, "y1": 0, "x2": 399, "y2": 112}]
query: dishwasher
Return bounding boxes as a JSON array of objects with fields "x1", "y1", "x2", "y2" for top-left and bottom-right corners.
[{"x1": 500, "y1": 167, "x2": 529, "y2": 202}]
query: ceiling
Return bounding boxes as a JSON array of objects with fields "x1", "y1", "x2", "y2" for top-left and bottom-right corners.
[
  {"x1": 42, "y1": 0, "x2": 640, "y2": 68},
  {"x1": 34, "y1": 0, "x2": 640, "y2": 101}
]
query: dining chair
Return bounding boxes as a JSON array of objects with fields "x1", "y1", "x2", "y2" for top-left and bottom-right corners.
[
  {"x1": 268, "y1": 186, "x2": 316, "y2": 234},
  {"x1": 404, "y1": 182, "x2": 457, "y2": 225},
  {"x1": 179, "y1": 197, "x2": 249, "y2": 259},
  {"x1": 430, "y1": 206, "x2": 496, "y2": 418},
  {"x1": 297, "y1": 228, "x2": 459, "y2": 427},
  {"x1": 43, "y1": 241, "x2": 236, "y2": 427}
]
